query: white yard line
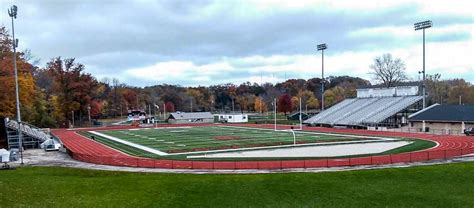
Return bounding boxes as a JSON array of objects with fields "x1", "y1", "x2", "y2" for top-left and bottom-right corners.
[{"x1": 89, "y1": 131, "x2": 169, "y2": 156}]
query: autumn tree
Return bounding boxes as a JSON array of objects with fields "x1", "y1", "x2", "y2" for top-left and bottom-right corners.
[
  {"x1": 291, "y1": 96, "x2": 300, "y2": 111},
  {"x1": 0, "y1": 26, "x2": 36, "y2": 122},
  {"x1": 165, "y1": 101, "x2": 175, "y2": 112},
  {"x1": 254, "y1": 97, "x2": 267, "y2": 113},
  {"x1": 426, "y1": 73, "x2": 448, "y2": 105},
  {"x1": 370, "y1": 53, "x2": 407, "y2": 87},
  {"x1": 323, "y1": 86, "x2": 346, "y2": 108},
  {"x1": 277, "y1": 94, "x2": 292, "y2": 115},
  {"x1": 446, "y1": 79, "x2": 473, "y2": 104},
  {"x1": 306, "y1": 96, "x2": 320, "y2": 111},
  {"x1": 45, "y1": 57, "x2": 98, "y2": 127}
]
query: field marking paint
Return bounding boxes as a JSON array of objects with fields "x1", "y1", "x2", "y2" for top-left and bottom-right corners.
[
  {"x1": 174, "y1": 139, "x2": 398, "y2": 156},
  {"x1": 219, "y1": 125, "x2": 399, "y2": 141},
  {"x1": 89, "y1": 131, "x2": 169, "y2": 156},
  {"x1": 188, "y1": 141, "x2": 413, "y2": 158}
]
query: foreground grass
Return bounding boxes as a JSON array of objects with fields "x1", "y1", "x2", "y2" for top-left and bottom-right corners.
[{"x1": 1, "y1": 163, "x2": 473, "y2": 207}]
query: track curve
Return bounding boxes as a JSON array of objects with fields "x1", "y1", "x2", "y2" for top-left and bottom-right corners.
[{"x1": 52, "y1": 124, "x2": 474, "y2": 170}]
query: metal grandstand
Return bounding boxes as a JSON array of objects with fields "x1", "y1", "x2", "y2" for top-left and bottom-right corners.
[
  {"x1": 4, "y1": 118, "x2": 52, "y2": 149},
  {"x1": 304, "y1": 86, "x2": 423, "y2": 128}
]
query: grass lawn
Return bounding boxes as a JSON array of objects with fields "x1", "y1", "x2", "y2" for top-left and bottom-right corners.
[{"x1": 0, "y1": 163, "x2": 473, "y2": 207}]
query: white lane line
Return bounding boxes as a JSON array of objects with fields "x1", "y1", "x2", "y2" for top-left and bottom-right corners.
[{"x1": 89, "y1": 131, "x2": 168, "y2": 156}]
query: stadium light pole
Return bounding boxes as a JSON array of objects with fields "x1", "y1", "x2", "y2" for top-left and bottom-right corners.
[
  {"x1": 8, "y1": 5, "x2": 23, "y2": 165},
  {"x1": 414, "y1": 20, "x2": 432, "y2": 109},
  {"x1": 317, "y1": 43, "x2": 327, "y2": 111}
]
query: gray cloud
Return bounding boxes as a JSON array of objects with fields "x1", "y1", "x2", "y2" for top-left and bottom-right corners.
[{"x1": 2, "y1": 0, "x2": 472, "y2": 86}]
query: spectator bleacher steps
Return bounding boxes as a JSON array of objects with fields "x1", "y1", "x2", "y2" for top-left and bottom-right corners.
[
  {"x1": 5, "y1": 120, "x2": 50, "y2": 142},
  {"x1": 304, "y1": 96, "x2": 423, "y2": 126}
]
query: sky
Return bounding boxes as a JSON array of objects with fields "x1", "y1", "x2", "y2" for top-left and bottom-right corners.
[{"x1": 1, "y1": 0, "x2": 473, "y2": 87}]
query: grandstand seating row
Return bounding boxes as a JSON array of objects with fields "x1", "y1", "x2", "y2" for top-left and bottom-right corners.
[
  {"x1": 6, "y1": 120, "x2": 50, "y2": 142},
  {"x1": 304, "y1": 96, "x2": 423, "y2": 126}
]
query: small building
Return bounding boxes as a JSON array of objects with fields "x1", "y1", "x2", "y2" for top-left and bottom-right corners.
[
  {"x1": 408, "y1": 104, "x2": 474, "y2": 134},
  {"x1": 218, "y1": 114, "x2": 248, "y2": 123},
  {"x1": 168, "y1": 112, "x2": 214, "y2": 124}
]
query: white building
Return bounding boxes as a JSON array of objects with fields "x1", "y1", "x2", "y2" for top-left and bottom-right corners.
[{"x1": 218, "y1": 114, "x2": 248, "y2": 123}]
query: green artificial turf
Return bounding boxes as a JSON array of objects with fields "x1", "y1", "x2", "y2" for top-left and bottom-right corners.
[
  {"x1": 78, "y1": 126, "x2": 436, "y2": 160},
  {"x1": 96, "y1": 126, "x2": 383, "y2": 153},
  {"x1": 0, "y1": 163, "x2": 473, "y2": 207}
]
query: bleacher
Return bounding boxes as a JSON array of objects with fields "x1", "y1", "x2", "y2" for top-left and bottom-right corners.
[
  {"x1": 6, "y1": 119, "x2": 51, "y2": 142},
  {"x1": 304, "y1": 86, "x2": 423, "y2": 127},
  {"x1": 4, "y1": 118, "x2": 52, "y2": 149}
]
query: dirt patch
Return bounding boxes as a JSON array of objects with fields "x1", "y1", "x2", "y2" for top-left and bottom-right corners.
[{"x1": 213, "y1": 135, "x2": 243, "y2": 140}]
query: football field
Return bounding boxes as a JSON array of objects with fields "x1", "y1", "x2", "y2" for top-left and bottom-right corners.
[{"x1": 79, "y1": 125, "x2": 421, "y2": 159}]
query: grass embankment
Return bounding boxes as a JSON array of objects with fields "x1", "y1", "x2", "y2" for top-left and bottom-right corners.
[{"x1": 0, "y1": 164, "x2": 473, "y2": 207}]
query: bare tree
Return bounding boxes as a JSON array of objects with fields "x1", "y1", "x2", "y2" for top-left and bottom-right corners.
[{"x1": 370, "y1": 53, "x2": 407, "y2": 87}]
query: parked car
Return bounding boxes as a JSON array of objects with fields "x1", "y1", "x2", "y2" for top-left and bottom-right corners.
[{"x1": 465, "y1": 127, "x2": 474, "y2": 136}]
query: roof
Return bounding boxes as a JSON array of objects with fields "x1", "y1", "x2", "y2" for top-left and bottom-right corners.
[
  {"x1": 169, "y1": 112, "x2": 214, "y2": 120},
  {"x1": 409, "y1": 105, "x2": 474, "y2": 122}
]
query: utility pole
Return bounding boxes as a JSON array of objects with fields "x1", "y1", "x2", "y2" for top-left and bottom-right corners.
[
  {"x1": 71, "y1": 111, "x2": 75, "y2": 128},
  {"x1": 87, "y1": 105, "x2": 91, "y2": 123},
  {"x1": 232, "y1": 98, "x2": 235, "y2": 113}
]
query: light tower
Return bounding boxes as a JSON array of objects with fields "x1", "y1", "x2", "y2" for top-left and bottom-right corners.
[
  {"x1": 414, "y1": 20, "x2": 432, "y2": 109},
  {"x1": 317, "y1": 43, "x2": 327, "y2": 111},
  {"x1": 8, "y1": 5, "x2": 23, "y2": 165}
]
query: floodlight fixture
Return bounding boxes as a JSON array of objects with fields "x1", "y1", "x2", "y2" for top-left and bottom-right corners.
[
  {"x1": 8, "y1": 5, "x2": 17, "y2": 18},
  {"x1": 414, "y1": 20, "x2": 432, "y2": 30},
  {"x1": 317, "y1": 43, "x2": 327, "y2": 51}
]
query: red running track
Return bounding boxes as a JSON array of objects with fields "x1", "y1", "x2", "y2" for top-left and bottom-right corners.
[{"x1": 52, "y1": 124, "x2": 474, "y2": 170}]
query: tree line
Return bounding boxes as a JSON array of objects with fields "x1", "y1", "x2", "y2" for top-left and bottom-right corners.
[{"x1": 1, "y1": 26, "x2": 473, "y2": 128}]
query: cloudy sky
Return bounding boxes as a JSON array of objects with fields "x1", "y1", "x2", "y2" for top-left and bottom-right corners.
[{"x1": 1, "y1": 0, "x2": 473, "y2": 87}]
